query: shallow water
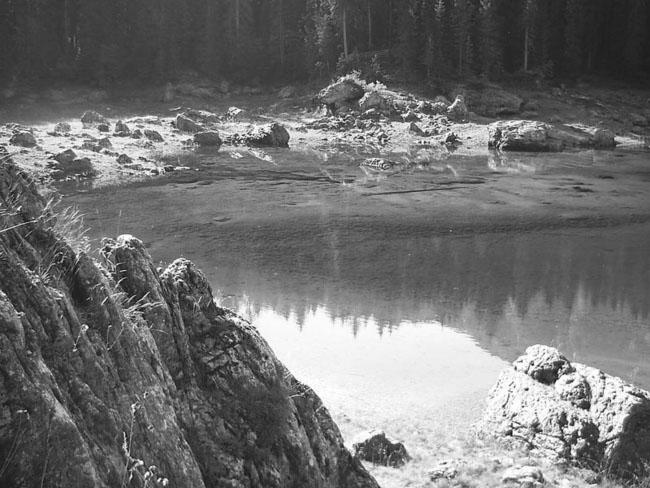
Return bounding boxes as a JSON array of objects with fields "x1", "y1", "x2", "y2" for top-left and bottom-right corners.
[{"x1": 62, "y1": 144, "x2": 650, "y2": 437}]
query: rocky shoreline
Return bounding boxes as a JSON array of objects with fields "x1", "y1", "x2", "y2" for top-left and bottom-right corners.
[{"x1": 1, "y1": 75, "x2": 649, "y2": 190}]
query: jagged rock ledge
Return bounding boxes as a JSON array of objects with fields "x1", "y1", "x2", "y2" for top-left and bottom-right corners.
[
  {"x1": 0, "y1": 152, "x2": 379, "y2": 488},
  {"x1": 480, "y1": 345, "x2": 650, "y2": 479}
]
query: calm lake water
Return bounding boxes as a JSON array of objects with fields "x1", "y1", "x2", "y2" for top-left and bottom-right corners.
[{"x1": 61, "y1": 144, "x2": 650, "y2": 437}]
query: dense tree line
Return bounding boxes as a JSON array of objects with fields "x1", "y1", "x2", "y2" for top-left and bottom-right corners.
[{"x1": 1, "y1": 0, "x2": 649, "y2": 87}]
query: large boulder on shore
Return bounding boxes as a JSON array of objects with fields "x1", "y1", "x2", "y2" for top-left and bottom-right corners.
[
  {"x1": 481, "y1": 345, "x2": 650, "y2": 478},
  {"x1": 318, "y1": 79, "x2": 365, "y2": 111},
  {"x1": 0, "y1": 154, "x2": 380, "y2": 488},
  {"x1": 175, "y1": 113, "x2": 203, "y2": 133},
  {"x1": 488, "y1": 120, "x2": 616, "y2": 151},
  {"x1": 245, "y1": 122, "x2": 290, "y2": 147}
]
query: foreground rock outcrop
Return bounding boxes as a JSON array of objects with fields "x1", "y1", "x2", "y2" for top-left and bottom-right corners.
[
  {"x1": 481, "y1": 345, "x2": 650, "y2": 478},
  {"x1": 0, "y1": 154, "x2": 379, "y2": 488}
]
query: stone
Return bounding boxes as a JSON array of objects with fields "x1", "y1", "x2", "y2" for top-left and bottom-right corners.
[
  {"x1": 245, "y1": 122, "x2": 290, "y2": 147},
  {"x1": 447, "y1": 95, "x2": 468, "y2": 121},
  {"x1": 443, "y1": 131, "x2": 459, "y2": 144},
  {"x1": 49, "y1": 156, "x2": 95, "y2": 179},
  {"x1": 318, "y1": 78, "x2": 365, "y2": 112},
  {"x1": 352, "y1": 430, "x2": 410, "y2": 467},
  {"x1": 97, "y1": 137, "x2": 113, "y2": 150},
  {"x1": 501, "y1": 466, "x2": 545, "y2": 485},
  {"x1": 0, "y1": 154, "x2": 381, "y2": 488},
  {"x1": 97, "y1": 123, "x2": 110, "y2": 133},
  {"x1": 175, "y1": 114, "x2": 203, "y2": 133},
  {"x1": 10, "y1": 131, "x2": 37, "y2": 147},
  {"x1": 409, "y1": 122, "x2": 425, "y2": 136},
  {"x1": 54, "y1": 122, "x2": 71, "y2": 134},
  {"x1": 481, "y1": 345, "x2": 650, "y2": 478},
  {"x1": 488, "y1": 120, "x2": 617, "y2": 152},
  {"x1": 80, "y1": 110, "x2": 108, "y2": 127},
  {"x1": 117, "y1": 153, "x2": 134, "y2": 165},
  {"x1": 358, "y1": 91, "x2": 392, "y2": 112},
  {"x1": 184, "y1": 109, "x2": 219, "y2": 124},
  {"x1": 226, "y1": 106, "x2": 246, "y2": 120},
  {"x1": 53, "y1": 149, "x2": 77, "y2": 165},
  {"x1": 194, "y1": 131, "x2": 222, "y2": 147},
  {"x1": 114, "y1": 120, "x2": 131, "y2": 136},
  {"x1": 144, "y1": 129, "x2": 164, "y2": 142}
]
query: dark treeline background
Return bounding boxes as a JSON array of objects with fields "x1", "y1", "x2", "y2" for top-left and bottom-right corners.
[{"x1": 1, "y1": 0, "x2": 649, "y2": 87}]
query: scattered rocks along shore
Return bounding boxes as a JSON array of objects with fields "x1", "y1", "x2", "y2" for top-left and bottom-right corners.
[
  {"x1": 0, "y1": 153, "x2": 379, "y2": 488},
  {"x1": 481, "y1": 345, "x2": 650, "y2": 479}
]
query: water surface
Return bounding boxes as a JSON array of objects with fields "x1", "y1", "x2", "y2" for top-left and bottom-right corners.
[{"x1": 62, "y1": 144, "x2": 650, "y2": 435}]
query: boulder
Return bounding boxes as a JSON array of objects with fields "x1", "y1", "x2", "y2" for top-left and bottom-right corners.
[
  {"x1": 175, "y1": 114, "x2": 203, "y2": 133},
  {"x1": 226, "y1": 106, "x2": 247, "y2": 121},
  {"x1": 184, "y1": 109, "x2": 219, "y2": 124},
  {"x1": 114, "y1": 120, "x2": 131, "y2": 136},
  {"x1": 53, "y1": 122, "x2": 71, "y2": 134},
  {"x1": 53, "y1": 149, "x2": 77, "y2": 165},
  {"x1": 97, "y1": 137, "x2": 113, "y2": 150},
  {"x1": 10, "y1": 131, "x2": 37, "y2": 147},
  {"x1": 409, "y1": 122, "x2": 425, "y2": 136},
  {"x1": 97, "y1": 123, "x2": 110, "y2": 133},
  {"x1": 144, "y1": 129, "x2": 164, "y2": 142},
  {"x1": 245, "y1": 122, "x2": 290, "y2": 147},
  {"x1": 481, "y1": 345, "x2": 650, "y2": 478},
  {"x1": 0, "y1": 154, "x2": 381, "y2": 488},
  {"x1": 194, "y1": 131, "x2": 222, "y2": 147},
  {"x1": 49, "y1": 156, "x2": 95, "y2": 179},
  {"x1": 116, "y1": 153, "x2": 134, "y2": 165},
  {"x1": 352, "y1": 430, "x2": 410, "y2": 467},
  {"x1": 318, "y1": 79, "x2": 365, "y2": 112},
  {"x1": 80, "y1": 110, "x2": 108, "y2": 127},
  {"x1": 501, "y1": 466, "x2": 545, "y2": 486},
  {"x1": 358, "y1": 91, "x2": 392, "y2": 112},
  {"x1": 488, "y1": 120, "x2": 617, "y2": 151},
  {"x1": 447, "y1": 95, "x2": 468, "y2": 121}
]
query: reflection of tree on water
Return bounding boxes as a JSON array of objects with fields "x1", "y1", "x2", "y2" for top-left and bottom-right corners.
[{"x1": 220, "y1": 222, "x2": 650, "y2": 388}]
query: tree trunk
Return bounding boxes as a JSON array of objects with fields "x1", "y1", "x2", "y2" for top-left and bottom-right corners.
[
  {"x1": 524, "y1": 25, "x2": 529, "y2": 71},
  {"x1": 235, "y1": 0, "x2": 240, "y2": 49},
  {"x1": 368, "y1": 0, "x2": 372, "y2": 49},
  {"x1": 343, "y1": 7, "x2": 349, "y2": 61}
]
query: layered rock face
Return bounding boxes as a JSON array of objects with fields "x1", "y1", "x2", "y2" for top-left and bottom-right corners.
[
  {"x1": 0, "y1": 154, "x2": 379, "y2": 488},
  {"x1": 481, "y1": 345, "x2": 650, "y2": 478}
]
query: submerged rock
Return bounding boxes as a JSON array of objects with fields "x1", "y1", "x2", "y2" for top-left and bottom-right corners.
[
  {"x1": 352, "y1": 430, "x2": 410, "y2": 468},
  {"x1": 0, "y1": 154, "x2": 380, "y2": 488},
  {"x1": 481, "y1": 345, "x2": 650, "y2": 478}
]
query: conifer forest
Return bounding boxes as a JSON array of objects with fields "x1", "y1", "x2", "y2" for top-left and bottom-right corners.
[{"x1": 2, "y1": 0, "x2": 650, "y2": 87}]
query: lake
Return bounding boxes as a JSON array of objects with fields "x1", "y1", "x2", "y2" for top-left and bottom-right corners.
[{"x1": 60, "y1": 143, "x2": 650, "y2": 449}]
